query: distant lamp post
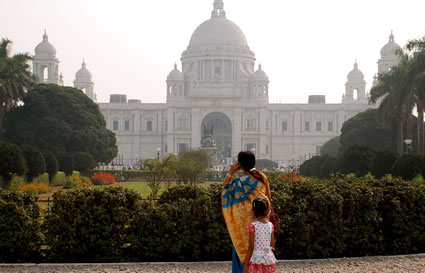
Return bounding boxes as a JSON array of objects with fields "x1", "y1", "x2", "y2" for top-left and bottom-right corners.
[
  {"x1": 156, "y1": 147, "x2": 161, "y2": 160},
  {"x1": 404, "y1": 139, "x2": 412, "y2": 154}
]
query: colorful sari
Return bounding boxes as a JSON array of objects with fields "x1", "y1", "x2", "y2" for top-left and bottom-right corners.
[{"x1": 222, "y1": 174, "x2": 271, "y2": 272}]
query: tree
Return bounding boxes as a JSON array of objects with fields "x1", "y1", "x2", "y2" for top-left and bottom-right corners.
[
  {"x1": 341, "y1": 145, "x2": 375, "y2": 177},
  {"x1": 339, "y1": 109, "x2": 397, "y2": 156},
  {"x1": 256, "y1": 159, "x2": 278, "y2": 170},
  {"x1": 370, "y1": 150, "x2": 399, "y2": 179},
  {"x1": 0, "y1": 141, "x2": 26, "y2": 188},
  {"x1": 20, "y1": 145, "x2": 45, "y2": 182},
  {"x1": 57, "y1": 153, "x2": 74, "y2": 176},
  {"x1": 406, "y1": 35, "x2": 425, "y2": 153},
  {"x1": 299, "y1": 155, "x2": 329, "y2": 177},
  {"x1": 143, "y1": 153, "x2": 177, "y2": 198},
  {"x1": 4, "y1": 84, "x2": 117, "y2": 163},
  {"x1": 0, "y1": 38, "x2": 35, "y2": 136},
  {"x1": 320, "y1": 136, "x2": 340, "y2": 157},
  {"x1": 176, "y1": 149, "x2": 211, "y2": 184},
  {"x1": 391, "y1": 154, "x2": 423, "y2": 180},
  {"x1": 42, "y1": 150, "x2": 58, "y2": 183},
  {"x1": 73, "y1": 152, "x2": 96, "y2": 176}
]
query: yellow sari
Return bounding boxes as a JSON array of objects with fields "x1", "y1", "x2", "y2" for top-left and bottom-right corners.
[{"x1": 222, "y1": 174, "x2": 271, "y2": 264}]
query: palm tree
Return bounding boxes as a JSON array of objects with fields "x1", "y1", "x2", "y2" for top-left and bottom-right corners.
[
  {"x1": 406, "y1": 35, "x2": 425, "y2": 153},
  {"x1": 0, "y1": 38, "x2": 35, "y2": 136},
  {"x1": 370, "y1": 53, "x2": 414, "y2": 154}
]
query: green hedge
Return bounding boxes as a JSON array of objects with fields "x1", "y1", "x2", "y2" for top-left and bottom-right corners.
[
  {"x1": 43, "y1": 187, "x2": 141, "y2": 262},
  {"x1": 3, "y1": 174, "x2": 425, "y2": 262},
  {"x1": 0, "y1": 190, "x2": 41, "y2": 262}
]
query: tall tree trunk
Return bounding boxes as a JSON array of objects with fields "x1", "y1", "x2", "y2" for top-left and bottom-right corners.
[
  {"x1": 417, "y1": 102, "x2": 424, "y2": 154},
  {"x1": 396, "y1": 119, "x2": 404, "y2": 155},
  {"x1": 0, "y1": 106, "x2": 4, "y2": 140}
]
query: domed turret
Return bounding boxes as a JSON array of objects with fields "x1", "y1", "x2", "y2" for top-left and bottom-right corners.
[
  {"x1": 250, "y1": 64, "x2": 269, "y2": 99},
  {"x1": 166, "y1": 64, "x2": 185, "y2": 100},
  {"x1": 343, "y1": 61, "x2": 367, "y2": 104},
  {"x1": 74, "y1": 60, "x2": 95, "y2": 101},
  {"x1": 347, "y1": 61, "x2": 365, "y2": 82},
  {"x1": 167, "y1": 63, "x2": 184, "y2": 81},
  {"x1": 380, "y1": 31, "x2": 401, "y2": 60},
  {"x1": 252, "y1": 64, "x2": 268, "y2": 81},
  {"x1": 378, "y1": 31, "x2": 401, "y2": 74},
  {"x1": 34, "y1": 30, "x2": 56, "y2": 57},
  {"x1": 32, "y1": 30, "x2": 60, "y2": 84}
]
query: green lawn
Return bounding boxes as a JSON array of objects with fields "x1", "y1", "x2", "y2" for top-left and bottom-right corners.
[{"x1": 114, "y1": 182, "x2": 169, "y2": 198}]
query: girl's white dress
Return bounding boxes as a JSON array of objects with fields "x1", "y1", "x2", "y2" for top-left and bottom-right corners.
[{"x1": 247, "y1": 221, "x2": 277, "y2": 273}]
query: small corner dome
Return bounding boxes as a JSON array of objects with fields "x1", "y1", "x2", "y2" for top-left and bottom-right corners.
[
  {"x1": 167, "y1": 64, "x2": 183, "y2": 81},
  {"x1": 347, "y1": 61, "x2": 364, "y2": 81},
  {"x1": 252, "y1": 64, "x2": 268, "y2": 81},
  {"x1": 380, "y1": 32, "x2": 401, "y2": 59},
  {"x1": 75, "y1": 60, "x2": 92, "y2": 80},
  {"x1": 34, "y1": 31, "x2": 56, "y2": 57}
]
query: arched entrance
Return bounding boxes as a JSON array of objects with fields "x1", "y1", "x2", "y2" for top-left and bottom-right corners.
[{"x1": 201, "y1": 112, "x2": 232, "y2": 164}]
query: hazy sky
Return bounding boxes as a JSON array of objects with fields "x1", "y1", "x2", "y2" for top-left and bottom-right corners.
[{"x1": 2, "y1": 0, "x2": 425, "y2": 103}]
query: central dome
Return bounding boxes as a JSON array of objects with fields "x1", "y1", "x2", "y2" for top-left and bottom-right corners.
[{"x1": 189, "y1": 17, "x2": 248, "y2": 48}]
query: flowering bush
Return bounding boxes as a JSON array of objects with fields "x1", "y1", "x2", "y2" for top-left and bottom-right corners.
[
  {"x1": 63, "y1": 175, "x2": 92, "y2": 189},
  {"x1": 279, "y1": 172, "x2": 303, "y2": 182},
  {"x1": 90, "y1": 172, "x2": 116, "y2": 185},
  {"x1": 18, "y1": 182, "x2": 51, "y2": 195}
]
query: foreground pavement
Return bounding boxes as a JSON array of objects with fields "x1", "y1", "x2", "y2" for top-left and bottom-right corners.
[{"x1": 1, "y1": 254, "x2": 424, "y2": 273}]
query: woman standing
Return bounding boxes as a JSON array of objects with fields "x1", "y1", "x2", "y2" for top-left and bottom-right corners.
[{"x1": 222, "y1": 151, "x2": 273, "y2": 273}]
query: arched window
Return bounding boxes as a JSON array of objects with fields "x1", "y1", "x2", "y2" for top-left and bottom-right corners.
[{"x1": 42, "y1": 66, "x2": 48, "y2": 81}]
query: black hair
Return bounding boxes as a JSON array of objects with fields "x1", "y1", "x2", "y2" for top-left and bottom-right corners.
[
  {"x1": 238, "y1": 150, "x2": 265, "y2": 183},
  {"x1": 252, "y1": 197, "x2": 269, "y2": 218}
]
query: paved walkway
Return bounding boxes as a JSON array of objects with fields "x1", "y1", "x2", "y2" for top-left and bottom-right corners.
[{"x1": 1, "y1": 254, "x2": 424, "y2": 272}]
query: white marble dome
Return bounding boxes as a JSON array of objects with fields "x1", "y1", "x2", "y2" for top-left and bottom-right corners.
[
  {"x1": 35, "y1": 31, "x2": 56, "y2": 57},
  {"x1": 380, "y1": 32, "x2": 401, "y2": 59},
  {"x1": 189, "y1": 17, "x2": 248, "y2": 48},
  {"x1": 75, "y1": 60, "x2": 92, "y2": 80},
  {"x1": 347, "y1": 61, "x2": 365, "y2": 82},
  {"x1": 167, "y1": 64, "x2": 184, "y2": 81},
  {"x1": 252, "y1": 65, "x2": 268, "y2": 81}
]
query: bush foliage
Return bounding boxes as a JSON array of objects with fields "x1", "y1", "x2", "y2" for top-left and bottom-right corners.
[
  {"x1": 0, "y1": 190, "x2": 41, "y2": 262},
  {"x1": 3, "y1": 174, "x2": 425, "y2": 262}
]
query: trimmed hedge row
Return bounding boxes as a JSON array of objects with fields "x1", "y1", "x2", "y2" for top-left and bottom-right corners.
[
  {"x1": 2, "y1": 175, "x2": 425, "y2": 262},
  {"x1": 0, "y1": 191, "x2": 41, "y2": 262},
  {"x1": 90, "y1": 169, "x2": 285, "y2": 182}
]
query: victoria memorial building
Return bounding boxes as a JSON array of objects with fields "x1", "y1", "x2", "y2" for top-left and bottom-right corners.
[{"x1": 32, "y1": 0, "x2": 401, "y2": 168}]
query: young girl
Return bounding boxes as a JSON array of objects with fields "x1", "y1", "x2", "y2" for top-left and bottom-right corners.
[{"x1": 243, "y1": 197, "x2": 277, "y2": 273}]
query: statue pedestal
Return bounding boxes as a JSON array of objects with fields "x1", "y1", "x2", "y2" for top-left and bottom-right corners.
[{"x1": 201, "y1": 146, "x2": 219, "y2": 166}]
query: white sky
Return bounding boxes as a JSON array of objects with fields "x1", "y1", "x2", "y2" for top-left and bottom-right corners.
[{"x1": 2, "y1": 0, "x2": 425, "y2": 104}]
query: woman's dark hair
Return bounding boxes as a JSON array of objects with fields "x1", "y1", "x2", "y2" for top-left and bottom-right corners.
[
  {"x1": 252, "y1": 197, "x2": 269, "y2": 217},
  {"x1": 238, "y1": 150, "x2": 266, "y2": 183}
]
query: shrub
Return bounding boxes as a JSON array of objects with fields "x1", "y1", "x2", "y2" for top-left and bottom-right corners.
[
  {"x1": 391, "y1": 153, "x2": 423, "y2": 180},
  {"x1": 90, "y1": 172, "x2": 116, "y2": 185},
  {"x1": 73, "y1": 152, "x2": 96, "y2": 176},
  {"x1": 0, "y1": 190, "x2": 41, "y2": 262},
  {"x1": 51, "y1": 171, "x2": 66, "y2": 186},
  {"x1": 43, "y1": 187, "x2": 141, "y2": 262},
  {"x1": 370, "y1": 150, "x2": 399, "y2": 179},
  {"x1": 57, "y1": 153, "x2": 74, "y2": 176},
  {"x1": 130, "y1": 185, "x2": 231, "y2": 261},
  {"x1": 0, "y1": 141, "x2": 27, "y2": 188},
  {"x1": 299, "y1": 155, "x2": 328, "y2": 177},
  {"x1": 271, "y1": 178, "x2": 345, "y2": 258},
  {"x1": 18, "y1": 182, "x2": 50, "y2": 195},
  {"x1": 8, "y1": 175, "x2": 25, "y2": 190},
  {"x1": 42, "y1": 150, "x2": 58, "y2": 183},
  {"x1": 342, "y1": 145, "x2": 375, "y2": 176},
  {"x1": 33, "y1": 173, "x2": 49, "y2": 184},
  {"x1": 20, "y1": 145, "x2": 46, "y2": 182},
  {"x1": 320, "y1": 156, "x2": 338, "y2": 178},
  {"x1": 63, "y1": 175, "x2": 92, "y2": 189}
]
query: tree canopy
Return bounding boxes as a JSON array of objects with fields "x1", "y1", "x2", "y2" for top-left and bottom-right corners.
[
  {"x1": 339, "y1": 109, "x2": 397, "y2": 155},
  {"x1": 4, "y1": 84, "x2": 117, "y2": 164},
  {"x1": 0, "y1": 38, "x2": 35, "y2": 135}
]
